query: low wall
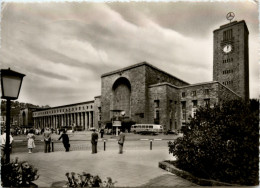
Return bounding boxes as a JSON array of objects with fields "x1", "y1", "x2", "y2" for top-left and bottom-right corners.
[{"x1": 159, "y1": 160, "x2": 238, "y2": 186}]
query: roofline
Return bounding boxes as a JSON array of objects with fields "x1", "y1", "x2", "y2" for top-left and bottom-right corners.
[
  {"x1": 149, "y1": 82, "x2": 180, "y2": 89},
  {"x1": 101, "y1": 61, "x2": 189, "y2": 85},
  {"x1": 94, "y1": 95, "x2": 101, "y2": 98},
  {"x1": 217, "y1": 82, "x2": 242, "y2": 98},
  {"x1": 178, "y1": 81, "x2": 219, "y2": 88},
  {"x1": 35, "y1": 100, "x2": 95, "y2": 111},
  {"x1": 213, "y1": 20, "x2": 249, "y2": 34}
]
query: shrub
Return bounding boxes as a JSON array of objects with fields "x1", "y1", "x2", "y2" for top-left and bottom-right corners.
[
  {"x1": 1, "y1": 157, "x2": 39, "y2": 187},
  {"x1": 65, "y1": 172, "x2": 117, "y2": 187},
  {"x1": 168, "y1": 99, "x2": 259, "y2": 185}
]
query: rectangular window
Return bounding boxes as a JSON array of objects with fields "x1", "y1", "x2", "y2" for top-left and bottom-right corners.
[
  {"x1": 154, "y1": 110, "x2": 160, "y2": 124},
  {"x1": 192, "y1": 91, "x2": 197, "y2": 97},
  {"x1": 204, "y1": 99, "x2": 210, "y2": 107},
  {"x1": 154, "y1": 100, "x2": 160, "y2": 108},
  {"x1": 204, "y1": 89, "x2": 209, "y2": 95},
  {"x1": 182, "y1": 92, "x2": 185, "y2": 97},
  {"x1": 223, "y1": 29, "x2": 233, "y2": 41},
  {"x1": 181, "y1": 101, "x2": 186, "y2": 120},
  {"x1": 192, "y1": 100, "x2": 198, "y2": 107}
]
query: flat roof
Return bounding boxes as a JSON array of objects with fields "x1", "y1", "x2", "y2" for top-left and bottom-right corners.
[
  {"x1": 213, "y1": 20, "x2": 249, "y2": 34},
  {"x1": 35, "y1": 100, "x2": 94, "y2": 111},
  {"x1": 101, "y1": 61, "x2": 189, "y2": 85}
]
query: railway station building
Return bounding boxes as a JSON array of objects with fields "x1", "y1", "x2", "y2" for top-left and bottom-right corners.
[{"x1": 29, "y1": 20, "x2": 248, "y2": 131}]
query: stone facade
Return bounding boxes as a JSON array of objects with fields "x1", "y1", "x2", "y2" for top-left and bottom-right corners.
[
  {"x1": 213, "y1": 20, "x2": 249, "y2": 100},
  {"x1": 101, "y1": 62, "x2": 188, "y2": 125},
  {"x1": 30, "y1": 20, "x2": 249, "y2": 131},
  {"x1": 32, "y1": 101, "x2": 96, "y2": 130}
]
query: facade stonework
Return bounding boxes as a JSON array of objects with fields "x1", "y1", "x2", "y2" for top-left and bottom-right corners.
[
  {"x1": 30, "y1": 20, "x2": 249, "y2": 131},
  {"x1": 213, "y1": 20, "x2": 249, "y2": 100}
]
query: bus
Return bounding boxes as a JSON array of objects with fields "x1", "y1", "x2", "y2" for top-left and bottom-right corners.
[{"x1": 131, "y1": 124, "x2": 163, "y2": 135}]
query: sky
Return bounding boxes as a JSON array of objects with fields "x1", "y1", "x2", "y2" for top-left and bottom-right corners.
[{"x1": 0, "y1": 1, "x2": 259, "y2": 107}]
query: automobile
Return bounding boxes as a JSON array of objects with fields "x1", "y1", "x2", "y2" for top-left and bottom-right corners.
[
  {"x1": 164, "y1": 130, "x2": 178, "y2": 135},
  {"x1": 89, "y1": 127, "x2": 96, "y2": 131}
]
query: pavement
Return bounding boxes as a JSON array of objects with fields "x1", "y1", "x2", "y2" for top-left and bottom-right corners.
[{"x1": 11, "y1": 136, "x2": 197, "y2": 187}]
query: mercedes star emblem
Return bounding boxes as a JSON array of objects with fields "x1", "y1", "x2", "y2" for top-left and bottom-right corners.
[{"x1": 226, "y1": 12, "x2": 235, "y2": 22}]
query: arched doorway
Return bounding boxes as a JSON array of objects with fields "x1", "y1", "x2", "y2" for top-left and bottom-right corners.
[{"x1": 112, "y1": 77, "x2": 131, "y2": 118}]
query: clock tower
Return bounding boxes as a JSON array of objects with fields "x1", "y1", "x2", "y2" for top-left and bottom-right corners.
[{"x1": 213, "y1": 19, "x2": 249, "y2": 100}]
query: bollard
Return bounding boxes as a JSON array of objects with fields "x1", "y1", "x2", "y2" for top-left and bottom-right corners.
[
  {"x1": 104, "y1": 140, "x2": 106, "y2": 151},
  {"x1": 150, "y1": 140, "x2": 152, "y2": 150},
  {"x1": 52, "y1": 141, "x2": 54, "y2": 152}
]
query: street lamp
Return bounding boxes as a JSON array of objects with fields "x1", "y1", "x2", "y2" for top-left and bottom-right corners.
[{"x1": 1, "y1": 68, "x2": 25, "y2": 163}]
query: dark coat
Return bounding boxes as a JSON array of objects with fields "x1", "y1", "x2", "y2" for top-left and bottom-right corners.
[
  {"x1": 91, "y1": 132, "x2": 98, "y2": 144},
  {"x1": 58, "y1": 133, "x2": 69, "y2": 144}
]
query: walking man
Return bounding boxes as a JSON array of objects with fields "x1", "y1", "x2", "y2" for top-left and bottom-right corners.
[
  {"x1": 58, "y1": 130, "x2": 70, "y2": 152},
  {"x1": 117, "y1": 131, "x2": 125, "y2": 154},
  {"x1": 43, "y1": 127, "x2": 52, "y2": 153},
  {"x1": 91, "y1": 129, "x2": 98, "y2": 154},
  {"x1": 100, "y1": 128, "x2": 104, "y2": 138}
]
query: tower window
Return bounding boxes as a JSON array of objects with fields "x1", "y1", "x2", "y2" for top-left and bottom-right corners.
[
  {"x1": 182, "y1": 92, "x2": 186, "y2": 97},
  {"x1": 154, "y1": 100, "x2": 160, "y2": 108},
  {"x1": 223, "y1": 29, "x2": 233, "y2": 41}
]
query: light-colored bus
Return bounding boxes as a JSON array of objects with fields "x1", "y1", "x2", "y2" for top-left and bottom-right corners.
[{"x1": 131, "y1": 124, "x2": 163, "y2": 134}]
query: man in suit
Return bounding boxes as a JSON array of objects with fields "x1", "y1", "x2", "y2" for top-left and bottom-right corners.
[
  {"x1": 43, "y1": 127, "x2": 52, "y2": 153},
  {"x1": 117, "y1": 131, "x2": 125, "y2": 154},
  {"x1": 91, "y1": 129, "x2": 98, "y2": 154}
]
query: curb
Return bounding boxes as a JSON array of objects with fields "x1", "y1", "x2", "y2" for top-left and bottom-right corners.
[{"x1": 159, "y1": 160, "x2": 239, "y2": 186}]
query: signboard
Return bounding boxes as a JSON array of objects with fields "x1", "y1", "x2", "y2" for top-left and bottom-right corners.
[{"x1": 113, "y1": 120, "x2": 121, "y2": 127}]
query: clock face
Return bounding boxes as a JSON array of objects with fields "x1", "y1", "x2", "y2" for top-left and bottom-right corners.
[{"x1": 223, "y1": 44, "x2": 232, "y2": 53}]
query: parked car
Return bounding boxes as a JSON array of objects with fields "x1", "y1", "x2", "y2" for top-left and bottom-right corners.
[
  {"x1": 89, "y1": 127, "x2": 96, "y2": 131},
  {"x1": 164, "y1": 129, "x2": 178, "y2": 135}
]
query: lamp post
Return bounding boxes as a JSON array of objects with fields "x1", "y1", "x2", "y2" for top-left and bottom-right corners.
[{"x1": 1, "y1": 68, "x2": 25, "y2": 163}]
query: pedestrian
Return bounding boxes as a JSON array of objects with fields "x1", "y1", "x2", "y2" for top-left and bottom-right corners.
[
  {"x1": 100, "y1": 128, "x2": 104, "y2": 138},
  {"x1": 43, "y1": 127, "x2": 52, "y2": 153},
  {"x1": 58, "y1": 130, "x2": 70, "y2": 152},
  {"x1": 1, "y1": 129, "x2": 14, "y2": 160},
  {"x1": 117, "y1": 131, "x2": 125, "y2": 154},
  {"x1": 91, "y1": 129, "x2": 98, "y2": 154},
  {"x1": 27, "y1": 129, "x2": 36, "y2": 153}
]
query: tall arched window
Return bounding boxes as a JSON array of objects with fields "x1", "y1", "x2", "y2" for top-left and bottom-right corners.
[{"x1": 112, "y1": 77, "x2": 131, "y2": 118}]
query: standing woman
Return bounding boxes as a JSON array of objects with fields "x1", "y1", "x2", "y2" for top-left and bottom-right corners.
[
  {"x1": 58, "y1": 130, "x2": 70, "y2": 152},
  {"x1": 27, "y1": 129, "x2": 36, "y2": 153}
]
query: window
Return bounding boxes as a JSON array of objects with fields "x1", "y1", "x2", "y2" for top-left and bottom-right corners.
[
  {"x1": 181, "y1": 101, "x2": 186, "y2": 120},
  {"x1": 192, "y1": 100, "x2": 198, "y2": 107},
  {"x1": 192, "y1": 91, "x2": 197, "y2": 97},
  {"x1": 223, "y1": 29, "x2": 233, "y2": 41},
  {"x1": 204, "y1": 99, "x2": 210, "y2": 107},
  {"x1": 154, "y1": 100, "x2": 160, "y2": 108},
  {"x1": 182, "y1": 92, "x2": 185, "y2": 97},
  {"x1": 192, "y1": 100, "x2": 198, "y2": 118},
  {"x1": 204, "y1": 89, "x2": 209, "y2": 95},
  {"x1": 154, "y1": 110, "x2": 160, "y2": 124}
]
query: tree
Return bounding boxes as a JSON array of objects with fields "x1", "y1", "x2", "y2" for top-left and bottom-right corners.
[{"x1": 168, "y1": 99, "x2": 259, "y2": 185}]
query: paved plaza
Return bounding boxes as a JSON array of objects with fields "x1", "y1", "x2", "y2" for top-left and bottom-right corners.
[{"x1": 11, "y1": 132, "x2": 197, "y2": 187}]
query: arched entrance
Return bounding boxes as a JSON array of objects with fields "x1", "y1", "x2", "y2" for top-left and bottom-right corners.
[{"x1": 112, "y1": 77, "x2": 131, "y2": 118}]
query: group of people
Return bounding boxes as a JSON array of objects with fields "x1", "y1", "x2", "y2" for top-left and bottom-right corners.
[
  {"x1": 91, "y1": 129, "x2": 125, "y2": 154},
  {"x1": 1, "y1": 127, "x2": 125, "y2": 158}
]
